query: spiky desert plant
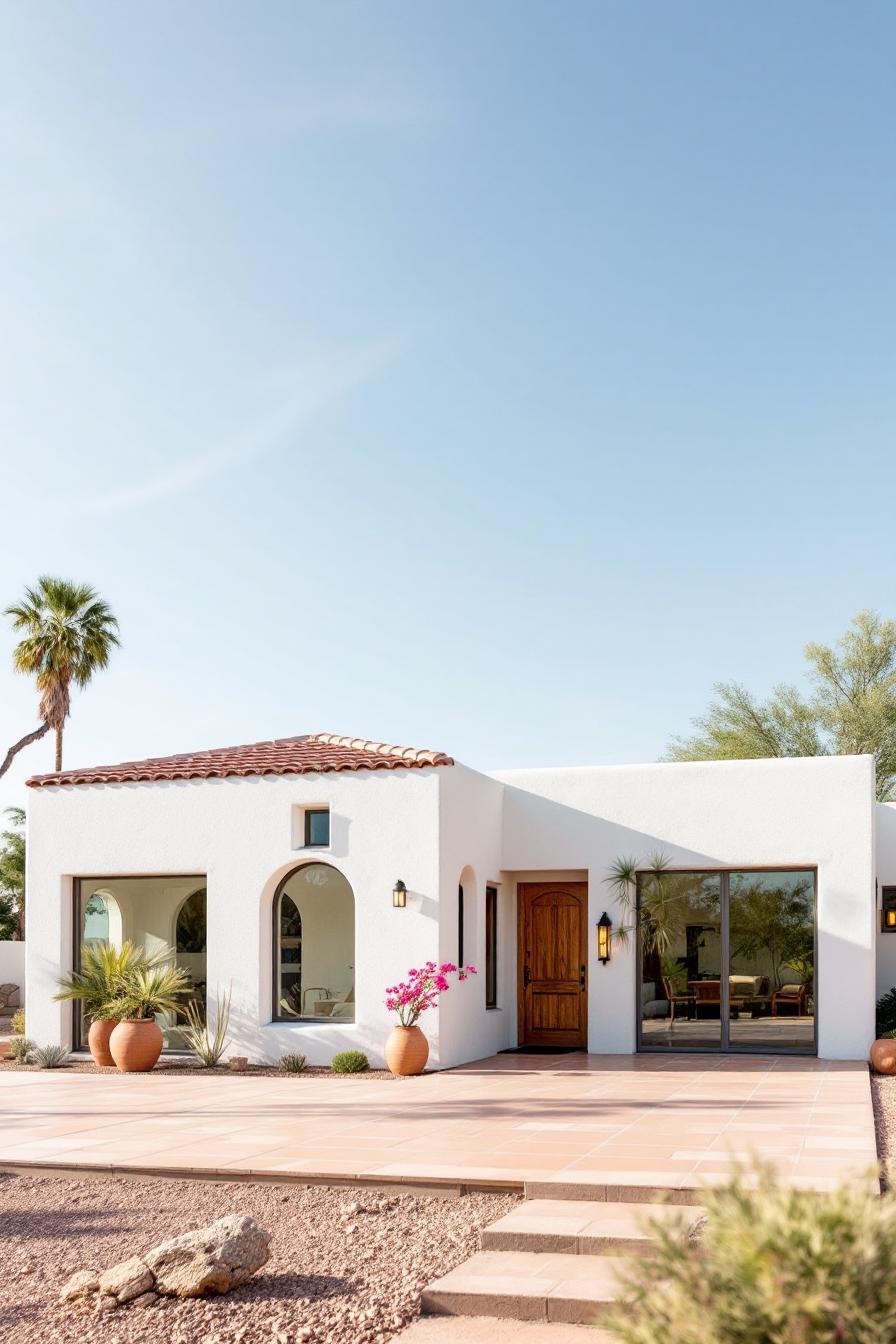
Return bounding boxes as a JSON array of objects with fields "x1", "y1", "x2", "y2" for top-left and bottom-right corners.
[
  {"x1": 9, "y1": 1036, "x2": 35, "y2": 1063},
  {"x1": 6, "y1": 577, "x2": 119, "y2": 773},
  {"x1": 181, "y1": 988, "x2": 231, "y2": 1067},
  {"x1": 279, "y1": 1052, "x2": 307, "y2": 1074},
  {"x1": 10, "y1": 1007, "x2": 24, "y2": 1035},
  {"x1": 32, "y1": 1043, "x2": 69, "y2": 1068},
  {"x1": 55, "y1": 940, "x2": 163, "y2": 1022},
  {"x1": 331, "y1": 1050, "x2": 369, "y2": 1074},
  {"x1": 102, "y1": 964, "x2": 192, "y2": 1021},
  {"x1": 607, "y1": 1164, "x2": 896, "y2": 1344}
]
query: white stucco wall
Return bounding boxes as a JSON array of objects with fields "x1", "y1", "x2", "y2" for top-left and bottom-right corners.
[
  {"x1": 493, "y1": 754, "x2": 877, "y2": 1061},
  {"x1": 875, "y1": 802, "x2": 896, "y2": 1000},
  {"x1": 25, "y1": 768, "x2": 444, "y2": 1066},
  {"x1": 0, "y1": 940, "x2": 25, "y2": 998}
]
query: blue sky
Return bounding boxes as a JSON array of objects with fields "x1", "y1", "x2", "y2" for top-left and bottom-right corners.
[{"x1": 1, "y1": 1, "x2": 894, "y2": 810}]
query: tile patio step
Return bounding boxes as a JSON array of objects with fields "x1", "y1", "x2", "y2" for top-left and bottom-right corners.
[
  {"x1": 420, "y1": 1249, "x2": 631, "y2": 1325},
  {"x1": 525, "y1": 1175, "x2": 701, "y2": 1205},
  {"x1": 481, "y1": 1197, "x2": 702, "y2": 1256}
]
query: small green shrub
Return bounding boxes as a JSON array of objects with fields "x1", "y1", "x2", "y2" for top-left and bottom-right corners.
[
  {"x1": 878, "y1": 987, "x2": 896, "y2": 1036},
  {"x1": 10, "y1": 1007, "x2": 24, "y2": 1035},
  {"x1": 9, "y1": 1036, "x2": 35, "y2": 1064},
  {"x1": 607, "y1": 1164, "x2": 896, "y2": 1344},
  {"x1": 279, "y1": 1052, "x2": 307, "y2": 1074},
  {"x1": 33, "y1": 1043, "x2": 69, "y2": 1069},
  {"x1": 331, "y1": 1050, "x2": 369, "y2": 1074}
]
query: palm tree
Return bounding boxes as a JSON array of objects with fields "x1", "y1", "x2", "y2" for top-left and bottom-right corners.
[{"x1": 5, "y1": 578, "x2": 119, "y2": 774}]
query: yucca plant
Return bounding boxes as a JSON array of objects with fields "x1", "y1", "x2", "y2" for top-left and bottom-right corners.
[
  {"x1": 279, "y1": 1052, "x2": 307, "y2": 1074},
  {"x1": 102, "y1": 964, "x2": 192, "y2": 1021},
  {"x1": 607, "y1": 1165, "x2": 896, "y2": 1344},
  {"x1": 54, "y1": 941, "x2": 164, "y2": 1022},
  {"x1": 181, "y1": 988, "x2": 231, "y2": 1067},
  {"x1": 32, "y1": 1043, "x2": 69, "y2": 1068}
]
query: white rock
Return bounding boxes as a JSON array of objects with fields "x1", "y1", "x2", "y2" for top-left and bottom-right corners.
[
  {"x1": 98, "y1": 1255, "x2": 154, "y2": 1303},
  {"x1": 58, "y1": 1269, "x2": 99, "y2": 1306},
  {"x1": 143, "y1": 1213, "x2": 271, "y2": 1299}
]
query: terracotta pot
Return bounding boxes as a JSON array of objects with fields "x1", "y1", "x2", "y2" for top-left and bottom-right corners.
[
  {"x1": 109, "y1": 1019, "x2": 163, "y2": 1073},
  {"x1": 87, "y1": 1017, "x2": 119, "y2": 1068},
  {"x1": 870, "y1": 1038, "x2": 896, "y2": 1075},
  {"x1": 385, "y1": 1025, "x2": 429, "y2": 1077}
]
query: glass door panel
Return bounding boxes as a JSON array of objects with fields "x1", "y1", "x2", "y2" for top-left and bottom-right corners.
[
  {"x1": 727, "y1": 870, "x2": 815, "y2": 1052},
  {"x1": 639, "y1": 872, "x2": 722, "y2": 1051}
]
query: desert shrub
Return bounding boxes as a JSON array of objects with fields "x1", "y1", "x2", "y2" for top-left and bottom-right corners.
[
  {"x1": 181, "y1": 988, "x2": 231, "y2": 1067},
  {"x1": 9, "y1": 1036, "x2": 35, "y2": 1064},
  {"x1": 279, "y1": 1052, "x2": 307, "y2": 1074},
  {"x1": 877, "y1": 987, "x2": 896, "y2": 1036},
  {"x1": 331, "y1": 1050, "x2": 369, "y2": 1074},
  {"x1": 607, "y1": 1165, "x2": 896, "y2": 1344},
  {"x1": 10, "y1": 1007, "x2": 24, "y2": 1035},
  {"x1": 32, "y1": 1043, "x2": 69, "y2": 1069}
]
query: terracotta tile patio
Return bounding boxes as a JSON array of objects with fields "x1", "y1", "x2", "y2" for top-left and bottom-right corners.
[{"x1": 0, "y1": 1052, "x2": 877, "y2": 1195}]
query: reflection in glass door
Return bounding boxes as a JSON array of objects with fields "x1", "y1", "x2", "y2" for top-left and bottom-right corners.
[
  {"x1": 638, "y1": 868, "x2": 816, "y2": 1054},
  {"x1": 728, "y1": 870, "x2": 814, "y2": 1051}
]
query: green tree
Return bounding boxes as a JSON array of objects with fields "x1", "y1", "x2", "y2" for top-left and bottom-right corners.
[
  {"x1": 0, "y1": 807, "x2": 25, "y2": 940},
  {"x1": 665, "y1": 610, "x2": 896, "y2": 801},
  {"x1": 4, "y1": 577, "x2": 120, "y2": 775}
]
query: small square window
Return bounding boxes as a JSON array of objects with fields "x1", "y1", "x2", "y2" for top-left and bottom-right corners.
[{"x1": 304, "y1": 808, "x2": 330, "y2": 847}]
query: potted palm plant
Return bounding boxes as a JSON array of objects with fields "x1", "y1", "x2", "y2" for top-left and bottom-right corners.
[
  {"x1": 102, "y1": 964, "x2": 192, "y2": 1072},
  {"x1": 55, "y1": 941, "x2": 157, "y2": 1067}
]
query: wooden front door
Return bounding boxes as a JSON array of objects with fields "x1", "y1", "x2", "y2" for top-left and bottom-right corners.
[{"x1": 517, "y1": 882, "x2": 588, "y2": 1047}]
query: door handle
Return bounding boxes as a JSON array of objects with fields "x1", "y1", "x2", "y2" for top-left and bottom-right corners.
[
  {"x1": 579, "y1": 964, "x2": 586, "y2": 990},
  {"x1": 523, "y1": 965, "x2": 531, "y2": 988}
]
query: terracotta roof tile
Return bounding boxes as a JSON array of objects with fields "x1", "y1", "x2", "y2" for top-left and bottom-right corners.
[{"x1": 26, "y1": 732, "x2": 454, "y2": 788}]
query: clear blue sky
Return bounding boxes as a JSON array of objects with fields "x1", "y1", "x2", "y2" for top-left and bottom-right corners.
[{"x1": 1, "y1": 1, "x2": 894, "y2": 810}]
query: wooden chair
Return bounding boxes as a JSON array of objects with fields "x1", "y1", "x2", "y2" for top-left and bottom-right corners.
[
  {"x1": 662, "y1": 977, "x2": 695, "y2": 1025},
  {"x1": 771, "y1": 983, "x2": 806, "y2": 1016}
]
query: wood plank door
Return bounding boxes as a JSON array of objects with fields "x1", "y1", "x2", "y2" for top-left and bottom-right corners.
[{"x1": 518, "y1": 882, "x2": 588, "y2": 1047}]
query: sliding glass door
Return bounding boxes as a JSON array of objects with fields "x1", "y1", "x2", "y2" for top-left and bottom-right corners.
[{"x1": 638, "y1": 868, "x2": 815, "y2": 1054}]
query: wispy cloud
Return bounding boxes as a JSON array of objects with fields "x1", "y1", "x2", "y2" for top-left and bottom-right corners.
[{"x1": 47, "y1": 336, "x2": 400, "y2": 518}]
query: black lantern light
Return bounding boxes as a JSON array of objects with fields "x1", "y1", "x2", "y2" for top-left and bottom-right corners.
[
  {"x1": 596, "y1": 911, "x2": 612, "y2": 964},
  {"x1": 392, "y1": 879, "x2": 407, "y2": 909}
]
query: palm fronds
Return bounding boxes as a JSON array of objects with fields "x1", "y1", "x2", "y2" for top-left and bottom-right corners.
[{"x1": 102, "y1": 964, "x2": 192, "y2": 1021}]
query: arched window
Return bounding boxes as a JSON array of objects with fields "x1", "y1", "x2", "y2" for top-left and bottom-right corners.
[
  {"x1": 273, "y1": 863, "x2": 355, "y2": 1022},
  {"x1": 176, "y1": 888, "x2": 207, "y2": 953},
  {"x1": 458, "y1": 883, "x2": 465, "y2": 967}
]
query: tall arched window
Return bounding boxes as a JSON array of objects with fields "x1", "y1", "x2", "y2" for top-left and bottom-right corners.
[
  {"x1": 273, "y1": 863, "x2": 355, "y2": 1022},
  {"x1": 176, "y1": 888, "x2": 207, "y2": 953}
]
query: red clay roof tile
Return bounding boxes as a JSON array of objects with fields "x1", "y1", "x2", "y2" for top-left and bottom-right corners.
[{"x1": 26, "y1": 732, "x2": 454, "y2": 788}]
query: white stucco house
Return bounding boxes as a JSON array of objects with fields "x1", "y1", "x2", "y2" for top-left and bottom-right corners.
[{"x1": 22, "y1": 731, "x2": 896, "y2": 1067}]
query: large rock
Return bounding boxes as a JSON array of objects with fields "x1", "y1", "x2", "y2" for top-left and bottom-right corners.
[
  {"x1": 59, "y1": 1270, "x2": 99, "y2": 1308},
  {"x1": 143, "y1": 1214, "x2": 271, "y2": 1298},
  {"x1": 98, "y1": 1256, "x2": 154, "y2": 1303}
]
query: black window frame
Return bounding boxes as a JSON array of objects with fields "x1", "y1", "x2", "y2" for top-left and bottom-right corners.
[
  {"x1": 485, "y1": 884, "x2": 498, "y2": 1008},
  {"x1": 458, "y1": 883, "x2": 464, "y2": 967},
  {"x1": 304, "y1": 808, "x2": 330, "y2": 848}
]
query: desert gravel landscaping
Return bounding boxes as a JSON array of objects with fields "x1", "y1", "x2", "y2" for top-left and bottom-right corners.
[
  {"x1": 0, "y1": 1171, "x2": 517, "y2": 1344},
  {"x1": 872, "y1": 1073, "x2": 896, "y2": 1186}
]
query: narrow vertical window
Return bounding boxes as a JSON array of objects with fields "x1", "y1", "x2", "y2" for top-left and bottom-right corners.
[
  {"x1": 458, "y1": 884, "x2": 464, "y2": 968},
  {"x1": 485, "y1": 885, "x2": 498, "y2": 1008}
]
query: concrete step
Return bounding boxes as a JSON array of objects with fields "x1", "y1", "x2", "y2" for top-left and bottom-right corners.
[
  {"x1": 481, "y1": 1197, "x2": 702, "y2": 1256},
  {"x1": 420, "y1": 1249, "x2": 631, "y2": 1326},
  {"x1": 397, "y1": 1314, "x2": 612, "y2": 1343},
  {"x1": 525, "y1": 1174, "x2": 701, "y2": 1205}
]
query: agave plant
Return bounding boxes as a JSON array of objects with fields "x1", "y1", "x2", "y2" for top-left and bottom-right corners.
[
  {"x1": 32, "y1": 1043, "x2": 69, "y2": 1068},
  {"x1": 102, "y1": 964, "x2": 192, "y2": 1022},
  {"x1": 54, "y1": 941, "x2": 165, "y2": 1022},
  {"x1": 180, "y1": 988, "x2": 231, "y2": 1067}
]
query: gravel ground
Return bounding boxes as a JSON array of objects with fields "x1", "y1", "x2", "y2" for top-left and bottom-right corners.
[
  {"x1": 871, "y1": 1073, "x2": 895, "y2": 1187},
  {"x1": 0, "y1": 1172, "x2": 518, "y2": 1344},
  {"x1": 0, "y1": 1059, "x2": 397, "y2": 1080}
]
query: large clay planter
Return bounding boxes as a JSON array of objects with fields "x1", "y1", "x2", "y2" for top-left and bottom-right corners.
[
  {"x1": 109, "y1": 1018, "x2": 163, "y2": 1073},
  {"x1": 385, "y1": 1025, "x2": 429, "y2": 1077},
  {"x1": 871, "y1": 1038, "x2": 896, "y2": 1075},
  {"x1": 87, "y1": 1018, "x2": 119, "y2": 1068}
]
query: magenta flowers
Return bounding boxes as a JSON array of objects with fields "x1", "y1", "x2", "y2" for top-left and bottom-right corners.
[{"x1": 385, "y1": 961, "x2": 477, "y2": 1027}]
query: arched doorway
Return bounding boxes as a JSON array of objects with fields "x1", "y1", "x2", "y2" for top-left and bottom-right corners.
[{"x1": 273, "y1": 863, "x2": 355, "y2": 1021}]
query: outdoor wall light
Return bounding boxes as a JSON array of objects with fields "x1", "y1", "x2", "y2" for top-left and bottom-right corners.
[
  {"x1": 596, "y1": 911, "x2": 612, "y2": 964},
  {"x1": 392, "y1": 879, "x2": 408, "y2": 909},
  {"x1": 883, "y1": 887, "x2": 896, "y2": 931}
]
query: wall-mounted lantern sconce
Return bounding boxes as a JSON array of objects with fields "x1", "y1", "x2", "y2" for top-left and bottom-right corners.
[
  {"x1": 883, "y1": 886, "x2": 896, "y2": 931},
  {"x1": 392, "y1": 879, "x2": 408, "y2": 909},
  {"x1": 596, "y1": 911, "x2": 612, "y2": 964}
]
